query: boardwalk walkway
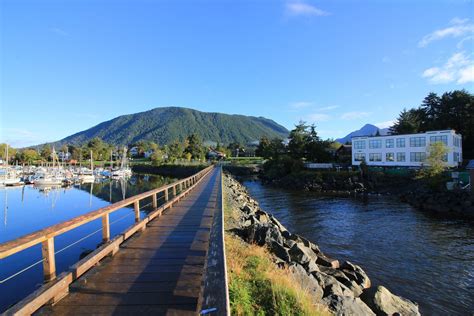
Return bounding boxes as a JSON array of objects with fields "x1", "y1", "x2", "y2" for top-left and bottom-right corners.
[{"x1": 39, "y1": 168, "x2": 222, "y2": 315}]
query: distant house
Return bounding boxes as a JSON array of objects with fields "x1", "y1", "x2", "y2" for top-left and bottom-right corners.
[
  {"x1": 144, "y1": 149, "x2": 154, "y2": 158},
  {"x1": 335, "y1": 144, "x2": 352, "y2": 163},
  {"x1": 207, "y1": 148, "x2": 226, "y2": 160},
  {"x1": 129, "y1": 147, "x2": 140, "y2": 157},
  {"x1": 58, "y1": 151, "x2": 71, "y2": 161}
]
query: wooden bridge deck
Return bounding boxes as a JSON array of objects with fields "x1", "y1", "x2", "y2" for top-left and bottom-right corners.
[{"x1": 38, "y1": 168, "x2": 222, "y2": 316}]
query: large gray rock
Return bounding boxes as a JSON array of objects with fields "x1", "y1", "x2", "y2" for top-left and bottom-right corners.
[
  {"x1": 323, "y1": 294, "x2": 376, "y2": 316},
  {"x1": 289, "y1": 263, "x2": 324, "y2": 302},
  {"x1": 313, "y1": 271, "x2": 354, "y2": 298},
  {"x1": 304, "y1": 260, "x2": 320, "y2": 274},
  {"x1": 319, "y1": 266, "x2": 363, "y2": 297},
  {"x1": 341, "y1": 261, "x2": 371, "y2": 289},
  {"x1": 288, "y1": 242, "x2": 317, "y2": 265},
  {"x1": 316, "y1": 253, "x2": 340, "y2": 269},
  {"x1": 269, "y1": 240, "x2": 290, "y2": 262},
  {"x1": 360, "y1": 286, "x2": 420, "y2": 316}
]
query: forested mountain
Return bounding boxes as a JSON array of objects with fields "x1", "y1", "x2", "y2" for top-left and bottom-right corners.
[{"x1": 53, "y1": 107, "x2": 289, "y2": 146}]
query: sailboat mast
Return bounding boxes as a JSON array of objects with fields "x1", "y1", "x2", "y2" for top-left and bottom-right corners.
[
  {"x1": 52, "y1": 147, "x2": 56, "y2": 168},
  {"x1": 90, "y1": 150, "x2": 93, "y2": 171}
]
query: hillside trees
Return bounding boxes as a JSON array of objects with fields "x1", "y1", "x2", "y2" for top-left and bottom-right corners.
[{"x1": 390, "y1": 90, "x2": 473, "y2": 158}]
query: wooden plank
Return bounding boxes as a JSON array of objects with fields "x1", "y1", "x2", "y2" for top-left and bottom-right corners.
[
  {"x1": 38, "y1": 304, "x2": 197, "y2": 315},
  {"x1": 101, "y1": 213, "x2": 110, "y2": 242},
  {"x1": 31, "y1": 167, "x2": 219, "y2": 315},
  {"x1": 42, "y1": 238, "x2": 56, "y2": 282},
  {"x1": 70, "y1": 234, "x2": 124, "y2": 279},
  {"x1": 3, "y1": 272, "x2": 73, "y2": 316}
]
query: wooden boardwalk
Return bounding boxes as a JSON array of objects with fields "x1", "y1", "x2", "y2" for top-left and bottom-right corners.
[{"x1": 38, "y1": 168, "x2": 222, "y2": 315}]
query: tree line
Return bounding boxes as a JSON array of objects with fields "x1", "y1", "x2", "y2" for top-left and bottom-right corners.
[
  {"x1": 0, "y1": 133, "x2": 247, "y2": 166},
  {"x1": 389, "y1": 89, "x2": 473, "y2": 158},
  {"x1": 256, "y1": 122, "x2": 333, "y2": 178}
]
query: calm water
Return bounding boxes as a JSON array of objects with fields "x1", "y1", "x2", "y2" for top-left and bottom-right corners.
[
  {"x1": 243, "y1": 180, "x2": 474, "y2": 315},
  {"x1": 0, "y1": 174, "x2": 173, "y2": 312}
]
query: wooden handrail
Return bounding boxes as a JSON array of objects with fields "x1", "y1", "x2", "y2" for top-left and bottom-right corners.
[{"x1": 0, "y1": 165, "x2": 213, "y2": 263}]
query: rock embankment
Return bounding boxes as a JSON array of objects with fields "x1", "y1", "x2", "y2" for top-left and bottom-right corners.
[
  {"x1": 400, "y1": 190, "x2": 474, "y2": 220},
  {"x1": 224, "y1": 173, "x2": 421, "y2": 316}
]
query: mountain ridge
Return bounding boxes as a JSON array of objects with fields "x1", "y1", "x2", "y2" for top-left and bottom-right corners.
[
  {"x1": 50, "y1": 107, "x2": 289, "y2": 146},
  {"x1": 336, "y1": 124, "x2": 390, "y2": 144}
]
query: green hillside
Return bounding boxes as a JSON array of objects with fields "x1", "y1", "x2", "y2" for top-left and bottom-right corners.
[{"x1": 54, "y1": 107, "x2": 289, "y2": 146}]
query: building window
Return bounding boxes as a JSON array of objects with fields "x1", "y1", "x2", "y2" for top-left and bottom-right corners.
[
  {"x1": 386, "y1": 139, "x2": 394, "y2": 148},
  {"x1": 396, "y1": 152, "x2": 406, "y2": 162},
  {"x1": 410, "y1": 152, "x2": 426, "y2": 162},
  {"x1": 354, "y1": 140, "x2": 366, "y2": 149},
  {"x1": 369, "y1": 140, "x2": 382, "y2": 149},
  {"x1": 454, "y1": 152, "x2": 460, "y2": 162},
  {"x1": 453, "y1": 136, "x2": 461, "y2": 147},
  {"x1": 430, "y1": 135, "x2": 447, "y2": 145},
  {"x1": 369, "y1": 153, "x2": 382, "y2": 162},
  {"x1": 396, "y1": 138, "x2": 405, "y2": 148},
  {"x1": 410, "y1": 137, "x2": 426, "y2": 147},
  {"x1": 386, "y1": 153, "x2": 394, "y2": 162},
  {"x1": 354, "y1": 153, "x2": 366, "y2": 161}
]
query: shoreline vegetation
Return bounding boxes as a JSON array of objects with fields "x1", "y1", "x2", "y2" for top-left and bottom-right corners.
[{"x1": 223, "y1": 172, "x2": 421, "y2": 315}]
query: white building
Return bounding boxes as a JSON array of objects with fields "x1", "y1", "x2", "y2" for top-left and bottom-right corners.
[{"x1": 351, "y1": 130, "x2": 462, "y2": 167}]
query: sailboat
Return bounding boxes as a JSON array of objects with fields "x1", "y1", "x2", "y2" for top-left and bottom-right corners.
[
  {"x1": 112, "y1": 147, "x2": 132, "y2": 179},
  {"x1": 0, "y1": 145, "x2": 23, "y2": 186},
  {"x1": 34, "y1": 148, "x2": 64, "y2": 186},
  {"x1": 78, "y1": 150, "x2": 95, "y2": 183}
]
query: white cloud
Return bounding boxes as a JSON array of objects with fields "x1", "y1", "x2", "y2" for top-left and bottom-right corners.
[
  {"x1": 0, "y1": 128, "x2": 52, "y2": 148},
  {"x1": 422, "y1": 51, "x2": 474, "y2": 84},
  {"x1": 306, "y1": 113, "x2": 331, "y2": 122},
  {"x1": 286, "y1": 1, "x2": 329, "y2": 17},
  {"x1": 50, "y1": 27, "x2": 69, "y2": 36},
  {"x1": 341, "y1": 111, "x2": 371, "y2": 120},
  {"x1": 375, "y1": 120, "x2": 395, "y2": 129},
  {"x1": 458, "y1": 65, "x2": 474, "y2": 84},
  {"x1": 450, "y1": 17, "x2": 469, "y2": 25},
  {"x1": 317, "y1": 105, "x2": 339, "y2": 111},
  {"x1": 290, "y1": 101, "x2": 313, "y2": 109},
  {"x1": 457, "y1": 35, "x2": 474, "y2": 49},
  {"x1": 418, "y1": 19, "x2": 474, "y2": 47}
]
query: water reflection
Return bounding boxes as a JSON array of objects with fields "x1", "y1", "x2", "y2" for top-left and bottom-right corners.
[
  {"x1": 0, "y1": 174, "x2": 173, "y2": 312},
  {"x1": 243, "y1": 180, "x2": 474, "y2": 315}
]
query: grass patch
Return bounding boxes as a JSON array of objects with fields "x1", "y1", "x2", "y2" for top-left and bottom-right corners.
[{"x1": 225, "y1": 235, "x2": 328, "y2": 316}]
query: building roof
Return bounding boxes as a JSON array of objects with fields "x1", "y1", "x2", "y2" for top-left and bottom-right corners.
[{"x1": 352, "y1": 129, "x2": 460, "y2": 140}]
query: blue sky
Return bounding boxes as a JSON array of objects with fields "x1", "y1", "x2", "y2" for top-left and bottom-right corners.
[{"x1": 1, "y1": 0, "x2": 473, "y2": 147}]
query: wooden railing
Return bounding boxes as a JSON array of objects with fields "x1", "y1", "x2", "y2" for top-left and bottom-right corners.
[{"x1": 0, "y1": 165, "x2": 214, "y2": 315}]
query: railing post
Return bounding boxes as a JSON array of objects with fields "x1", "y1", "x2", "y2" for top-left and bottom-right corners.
[
  {"x1": 42, "y1": 238, "x2": 56, "y2": 282},
  {"x1": 164, "y1": 188, "x2": 169, "y2": 202},
  {"x1": 173, "y1": 185, "x2": 176, "y2": 197},
  {"x1": 134, "y1": 200, "x2": 140, "y2": 222},
  {"x1": 102, "y1": 213, "x2": 110, "y2": 242},
  {"x1": 152, "y1": 193, "x2": 157, "y2": 209}
]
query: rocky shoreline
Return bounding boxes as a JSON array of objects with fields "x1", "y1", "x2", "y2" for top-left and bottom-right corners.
[
  {"x1": 227, "y1": 166, "x2": 473, "y2": 221},
  {"x1": 224, "y1": 172, "x2": 421, "y2": 315},
  {"x1": 400, "y1": 190, "x2": 474, "y2": 220}
]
